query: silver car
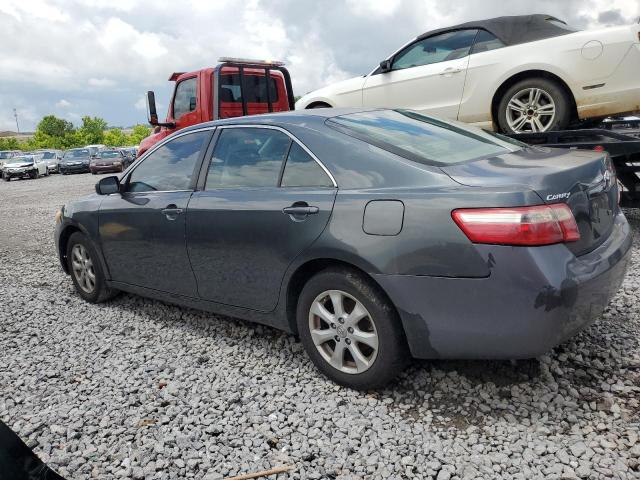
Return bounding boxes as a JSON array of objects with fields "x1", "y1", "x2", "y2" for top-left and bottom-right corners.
[{"x1": 34, "y1": 150, "x2": 63, "y2": 173}]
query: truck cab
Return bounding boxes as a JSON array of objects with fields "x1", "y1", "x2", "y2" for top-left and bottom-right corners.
[{"x1": 139, "y1": 58, "x2": 295, "y2": 157}]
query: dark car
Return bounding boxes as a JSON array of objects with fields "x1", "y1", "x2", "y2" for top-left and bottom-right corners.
[
  {"x1": 90, "y1": 149, "x2": 126, "y2": 174},
  {"x1": 54, "y1": 108, "x2": 632, "y2": 389},
  {"x1": 59, "y1": 148, "x2": 92, "y2": 174}
]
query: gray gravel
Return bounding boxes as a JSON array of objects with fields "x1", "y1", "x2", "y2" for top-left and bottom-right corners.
[{"x1": 0, "y1": 173, "x2": 639, "y2": 480}]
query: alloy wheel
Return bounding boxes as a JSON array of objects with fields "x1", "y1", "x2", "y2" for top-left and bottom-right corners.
[
  {"x1": 506, "y1": 87, "x2": 556, "y2": 133},
  {"x1": 71, "y1": 244, "x2": 96, "y2": 294},
  {"x1": 308, "y1": 289, "x2": 379, "y2": 374}
]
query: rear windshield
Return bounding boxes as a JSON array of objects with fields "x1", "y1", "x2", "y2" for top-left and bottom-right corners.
[
  {"x1": 219, "y1": 74, "x2": 279, "y2": 103},
  {"x1": 326, "y1": 110, "x2": 520, "y2": 165}
]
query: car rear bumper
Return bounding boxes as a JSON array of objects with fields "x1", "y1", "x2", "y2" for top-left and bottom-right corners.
[{"x1": 374, "y1": 211, "x2": 633, "y2": 359}]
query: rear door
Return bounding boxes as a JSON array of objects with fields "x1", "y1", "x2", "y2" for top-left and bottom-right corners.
[
  {"x1": 187, "y1": 126, "x2": 337, "y2": 311},
  {"x1": 362, "y1": 29, "x2": 477, "y2": 119},
  {"x1": 99, "y1": 129, "x2": 212, "y2": 296}
]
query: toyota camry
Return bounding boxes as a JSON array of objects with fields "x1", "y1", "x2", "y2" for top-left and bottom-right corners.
[{"x1": 54, "y1": 108, "x2": 632, "y2": 389}]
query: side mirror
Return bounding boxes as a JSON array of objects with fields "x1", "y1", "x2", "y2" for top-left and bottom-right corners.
[
  {"x1": 379, "y1": 59, "x2": 392, "y2": 73},
  {"x1": 146, "y1": 90, "x2": 176, "y2": 129},
  {"x1": 95, "y1": 175, "x2": 120, "y2": 195}
]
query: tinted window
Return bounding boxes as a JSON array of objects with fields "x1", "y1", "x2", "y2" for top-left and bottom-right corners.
[
  {"x1": 392, "y1": 30, "x2": 477, "y2": 70},
  {"x1": 281, "y1": 143, "x2": 333, "y2": 188},
  {"x1": 220, "y1": 74, "x2": 279, "y2": 103},
  {"x1": 327, "y1": 109, "x2": 519, "y2": 166},
  {"x1": 173, "y1": 77, "x2": 197, "y2": 120},
  {"x1": 206, "y1": 128, "x2": 290, "y2": 188},
  {"x1": 128, "y1": 131, "x2": 208, "y2": 192},
  {"x1": 471, "y1": 30, "x2": 505, "y2": 54}
]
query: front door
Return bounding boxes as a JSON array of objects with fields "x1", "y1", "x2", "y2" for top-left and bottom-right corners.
[
  {"x1": 99, "y1": 129, "x2": 211, "y2": 296},
  {"x1": 362, "y1": 29, "x2": 477, "y2": 119},
  {"x1": 187, "y1": 126, "x2": 337, "y2": 312}
]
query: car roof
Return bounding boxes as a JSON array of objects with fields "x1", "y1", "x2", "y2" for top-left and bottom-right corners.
[
  {"x1": 179, "y1": 107, "x2": 385, "y2": 134},
  {"x1": 417, "y1": 14, "x2": 573, "y2": 46}
]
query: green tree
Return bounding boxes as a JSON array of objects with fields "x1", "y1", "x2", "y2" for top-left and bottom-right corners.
[
  {"x1": 37, "y1": 115, "x2": 74, "y2": 138},
  {"x1": 104, "y1": 128, "x2": 127, "y2": 147},
  {"x1": 78, "y1": 116, "x2": 108, "y2": 144},
  {"x1": 0, "y1": 137, "x2": 20, "y2": 150},
  {"x1": 126, "y1": 124, "x2": 151, "y2": 146}
]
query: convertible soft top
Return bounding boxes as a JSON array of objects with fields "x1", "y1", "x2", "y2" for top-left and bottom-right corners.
[{"x1": 417, "y1": 14, "x2": 575, "y2": 46}]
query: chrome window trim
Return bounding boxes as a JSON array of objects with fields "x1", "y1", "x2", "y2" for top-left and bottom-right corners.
[{"x1": 215, "y1": 124, "x2": 338, "y2": 188}]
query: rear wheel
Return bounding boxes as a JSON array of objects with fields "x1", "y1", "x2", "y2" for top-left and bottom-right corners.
[
  {"x1": 296, "y1": 267, "x2": 408, "y2": 389},
  {"x1": 497, "y1": 77, "x2": 571, "y2": 134},
  {"x1": 66, "y1": 232, "x2": 118, "y2": 303}
]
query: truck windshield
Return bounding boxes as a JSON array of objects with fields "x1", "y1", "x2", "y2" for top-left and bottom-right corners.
[{"x1": 326, "y1": 109, "x2": 521, "y2": 166}]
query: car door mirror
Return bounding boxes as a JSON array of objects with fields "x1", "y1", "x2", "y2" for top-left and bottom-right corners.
[
  {"x1": 379, "y1": 59, "x2": 392, "y2": 73},
  {"x1": 96, "y1": 175, "x2": 120, "y2": 195}
]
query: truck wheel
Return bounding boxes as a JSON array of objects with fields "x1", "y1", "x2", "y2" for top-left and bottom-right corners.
[
  {"x1": 66, "y1": 232, "x2": 118, "y2": 303},
  {"x1": 497, "y1": 77, "x2": 571, "y2": 134},
  {"x1": 296, "y1": 267, "x2": 408, "y2": 390}
]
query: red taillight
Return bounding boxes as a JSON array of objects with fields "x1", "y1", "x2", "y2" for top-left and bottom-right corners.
[
  {"x1": 452, "y1": 204, "x2": 580, "y2": 246},
  {"x1": 593, "y1": 145, "x2": 605, "y2": 152}
]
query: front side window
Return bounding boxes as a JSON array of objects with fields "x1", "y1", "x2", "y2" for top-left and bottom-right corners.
[
  {"x1": 281, "y1": 142, "x2": 333, "y2": 188},
  {"x1": 206, "y1": 128, "x2": 291, "y2": 188},
  {"x1": 327, "y1": 109, "x2": 520, "y2": 166},
  {"x1": 127, "y1": 131, "x2": 208, "y2": 192},
  {"x1": 173, "y1": 77, "x2": 197, "y2": 120},
  {"x1": 392, "y1": 29, "x2": 477, "y2": 70},
  {"x1": 471, "y1": 30, "x2": 505, "y2": 54},
  {"x1": 219, "y1": 74, "x2": 279, "y2": 103}
]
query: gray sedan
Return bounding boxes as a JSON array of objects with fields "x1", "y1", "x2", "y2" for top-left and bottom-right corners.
[{"x1": 54, "y1": 108, "x2": 632, "y2": 389}]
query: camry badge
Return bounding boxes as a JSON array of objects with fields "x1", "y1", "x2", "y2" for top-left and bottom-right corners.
[{"x1": 546, "y1": 192, "x2": 571, "y2": 201}]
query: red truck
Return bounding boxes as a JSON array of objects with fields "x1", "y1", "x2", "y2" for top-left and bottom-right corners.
[{"x1": 140, "y1": 58, "x2": 295, "y2": 156}]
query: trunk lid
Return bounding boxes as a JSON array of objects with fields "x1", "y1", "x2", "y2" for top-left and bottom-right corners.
[{"x1": 441, "y1": 147, "x2": 618, "y2": 255}]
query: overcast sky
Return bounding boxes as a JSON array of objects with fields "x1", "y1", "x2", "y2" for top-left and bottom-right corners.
[{"x1": 0, "y1": 0, "x2": 638, "y2": 131}]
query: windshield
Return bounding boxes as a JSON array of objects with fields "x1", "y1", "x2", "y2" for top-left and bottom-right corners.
[
  {"x1": 64, "y1": 149, "x2": 90, "y2": 158},
  {"x1": 99, "y1": 151, "x2": 121, "y2": 158},
  {"x1": 326, "y1": 109, "x2": 520, "y2": 165},
  {"x1": 41, "y1": 152, "x2": 57, "y2": 159},
  {"x1": 7, "y1": 157, "x2": 33, "y2": 165},
  {"x1": 0, "y1": 152, "x2": 15, "y2": 159}
]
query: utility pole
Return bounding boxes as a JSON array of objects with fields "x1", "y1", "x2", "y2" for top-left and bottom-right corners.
[{"x1": 13, "y1": 108, "x2": 19, "y2": 133}]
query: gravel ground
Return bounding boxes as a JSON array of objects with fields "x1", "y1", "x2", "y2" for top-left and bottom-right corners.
[{"x1": 0, "y1": 173, "x2": 639, "y2": 480}]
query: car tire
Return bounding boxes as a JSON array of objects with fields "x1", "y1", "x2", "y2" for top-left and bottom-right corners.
[
  {"x1": 296, "y1": 267, "x2": 408, "y2": 390},
  {"x1": 66, "y1": 232, "x2": 118, "y2": 304},
  {"x1": 3, "y1": 175, "x2": 9, "y2": 182},
  {"x1": 497, "y1": 77, "x2": 571, "y2": 134}
]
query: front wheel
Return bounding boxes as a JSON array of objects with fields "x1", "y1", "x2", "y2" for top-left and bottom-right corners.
[
  {"x1": 296, "y1": 268, "x2": 408, "y2": 390},
  {"x1": 497, "y1": 78, "x2": 571, "y2": 134},
  {"x1": 66, "y1": 232, "x2": 118, "y2": 303}
]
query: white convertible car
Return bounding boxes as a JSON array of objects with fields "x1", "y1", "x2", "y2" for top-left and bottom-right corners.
[{"x1": 296, "y1": 14, "x2": 640, "y2": 133}]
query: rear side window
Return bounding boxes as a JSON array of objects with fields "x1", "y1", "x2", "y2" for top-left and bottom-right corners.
[
  {"x1": 206, "y1": 128, "x2": 291, "y2": 188},
  {"x1": 173, "y1": 77, "x2": 197, "y2": 120},
  {"x1": 220, "y1": 74, "x2": 279, "y2": 103},
  {"x1": 127, "y1": 131, "x2": 208, "y2": 192},
  {"x1": 327, "y1": 110, "x2": 519, "y2": 166},
  {"x1": 471, "y1": 30, "x2": 505, "y2": 54},
  {"x1": 392, "y1": 29, "x2": 477, "y2": 70},
  {"x1": 281, "y1": 143, "x2": 333, "y2": 188}
]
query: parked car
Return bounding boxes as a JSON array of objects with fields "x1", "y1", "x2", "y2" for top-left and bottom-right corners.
[
  {"x1": 116, "y1": 147, "x2": 136, "y2": 167},
  {"x1": 2, "y1": 155, "x2": 49, "y2": 181},
  {"x1": 85, "y1": 144, "x2": 106, "y2": 158},
  {"x1": 55, "y1": 108, "x2": 631, "y2": 389},
  {"x1": 296, "y1": 14, "x2": 640, "y2": 134},
  {"x1": 0, "y1": 150, "x2": 22, "y2": 169},
  {"x1": 59, "y1": 148, "x2": 92, "y2": 174},
  {"x1": 90, "y1": 149, "x2": 126, "y2": 174},
  {"x1": 35, "y1": 149, "x2": 63, "y2": 173}
]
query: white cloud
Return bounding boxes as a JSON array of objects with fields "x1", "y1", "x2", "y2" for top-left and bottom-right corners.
[
  {"x1": 56, "y1": 99, "x2": 72, "y2": 108},
  {"x1": 88, "y1": 77, "x2": 117, "y2": 88}
]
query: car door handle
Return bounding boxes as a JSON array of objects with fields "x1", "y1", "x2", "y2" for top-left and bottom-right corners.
[
  {"x1": 161, "y1": 204, "x2": 183, "y2": 220},
  {"x1": 439, "y1": 67, "x2": 463, "y2": 75},
  {"x1": 282, "y1": 205, "x2": 320, "y2": 215}
]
